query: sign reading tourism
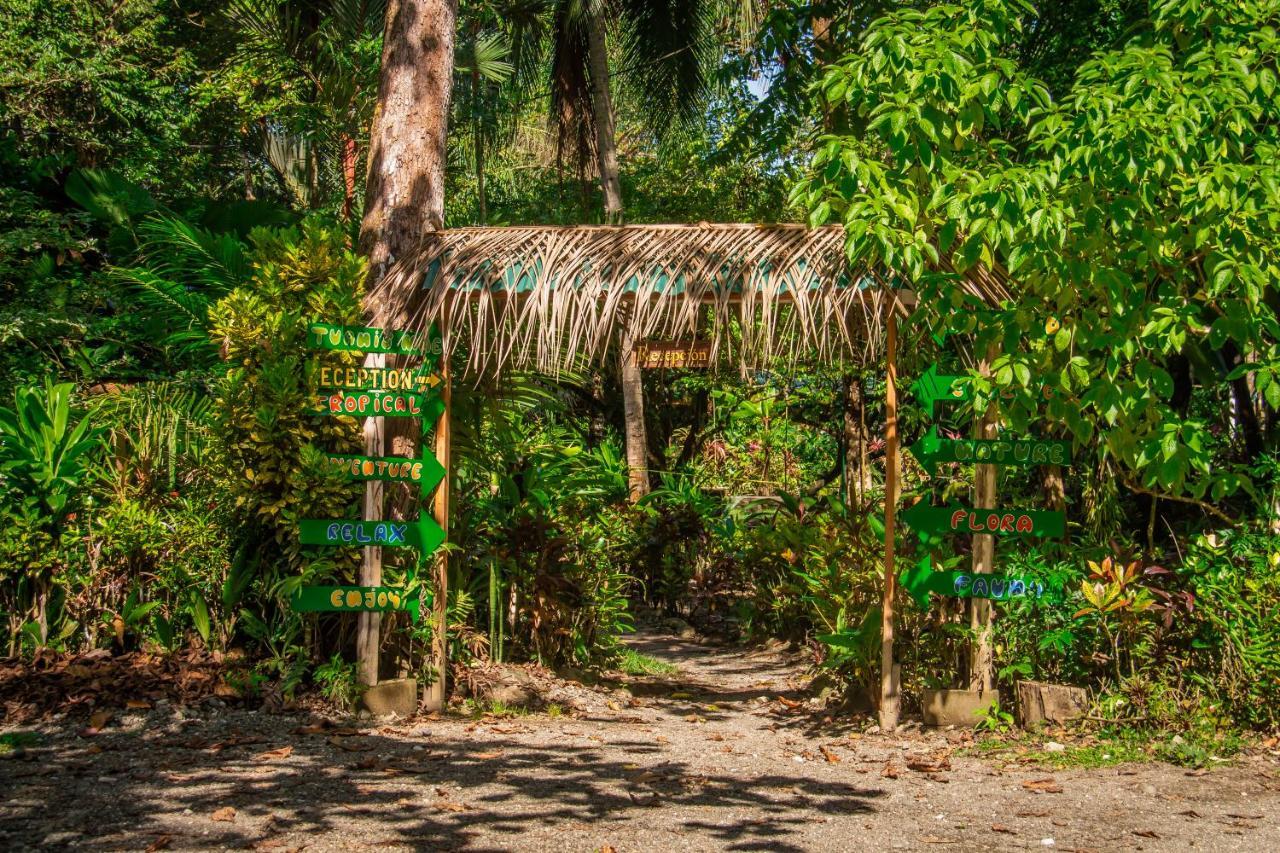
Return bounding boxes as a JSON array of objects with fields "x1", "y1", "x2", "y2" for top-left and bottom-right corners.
[
  {"x1": 316, "y1": 364, "x2": 441, "y2": 393},
  {"x1": 908, "y1": 426, "x2": 1071, "y2": 476},
  {"x1": 299, "y1": 516, "x2": 446, "y2": 555},
  {"x1": 901, "y1": 502, "x2": 1065, "y2": 539},
  {"x1": 316, "y1": 389, "x2": 446, "y2": 423},
  {"x1": 635, "y1": 340, "x2": 712, "y2": 370},
  {"x1": 291, "y1": 585, "x2": 420, "y2": 621},
  {"x1": 308, "y1": 323, "x2": 429, "y2": 357},
  {"x1": 898, "y1": 557, "x2": 1057, "y2": 608},
  {"x1": 326, "y1": 453, "x2": 446, "y2": 493}
]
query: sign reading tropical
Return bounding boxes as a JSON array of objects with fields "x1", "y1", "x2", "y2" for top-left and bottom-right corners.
[
  {"x1": 326, "y1": 453, "x2": 446, "y2": 492},
  {"x1": 299, "y1": 517, "x2": 446, "y2": 553},
  {"x1": 635, "y1": 339, "x2": 712, "y2": 370},
  {"x1": 901, "y1": 502, "x2": 1065, "y2": 539},
  {"x1": 899, "y1": 558, "x2": 1057, "y2": 608},
  {"x1": 316, "y1": 390, "x2": 445, "y2": 422},
  {"x1": 291, "y1": 585, "x2": 420, "y2": 621},
  {"x1": 316, "y1": 364, "x2": 441, "y2": 393},
  {"x1": 308, "y1": 323, "x2": 430, "y2": 357},
  {"x1": 908, "y1": 426, "x2": 1071, "y2": 476}
]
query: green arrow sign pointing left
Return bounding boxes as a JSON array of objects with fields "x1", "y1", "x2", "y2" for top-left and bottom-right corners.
[
  {"x1": 299, "y1": 516, "x2": 446, "y2": 555},
  {"x1": 907, "y1": 427, "x2": 1072, "y2": 476},
  {"x1": 899, "y1": 556, "x2": 1058, "y2": 608},
  {"x1": 910, "y1": 364, "x2": 970, "y2": 416},
  {"x1": 901, "y1": 502, "x2": 1065, "y2": 538}
]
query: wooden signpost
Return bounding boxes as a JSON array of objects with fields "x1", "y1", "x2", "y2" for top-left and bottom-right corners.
[{"x1": 295, "y1": 322, "x2": 449, "y2": 705}]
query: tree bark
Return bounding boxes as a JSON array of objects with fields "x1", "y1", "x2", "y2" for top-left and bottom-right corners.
[
  {"x1": 620, "y1": 329, "x2": 649, "y2": 500},
  {"x1": 360, "y1": 0, "x2": 458, "y2": 274},
  {"x1": 844, "y1": 373, "x2": 872, "y2": 508},
  {"x1": 586, "y1": 12, "x2": 623, "y2": 225},
  {"x1": 341, "y1": 134, "x2": 358, "y2": 223}
]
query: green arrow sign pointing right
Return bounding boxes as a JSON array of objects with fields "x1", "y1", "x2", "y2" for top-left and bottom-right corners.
[
  {"x1": 299, "y1": 516, "x2": 446, "y2": 555},
  {"x1": 291, "y1": 585, "x2": 420, "y2": 621}
]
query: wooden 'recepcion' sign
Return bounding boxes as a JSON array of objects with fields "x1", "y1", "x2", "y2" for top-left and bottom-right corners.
[{"x1": 634, "y1": 340, "x2": 712, "y2": 369}]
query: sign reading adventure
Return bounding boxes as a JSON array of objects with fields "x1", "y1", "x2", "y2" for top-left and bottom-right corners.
[
  {"x1": 326, "y1": 453, "x2": 446, "y2": 492},
  {"x1": 899, "y1": 557, "x2": 1056, "y2": 608},
  {"x1": 291, "y1": 585, "x2": 420, "y2": 621},
  {"x1": 308, "y1": 323, "x2": 426, "y2": 356},
  {"x1": 316, "y1": 364, "x2": 441, "y2": 392},
  {"x1": 908, "y1": 426, "x2": 1071, "y2": 476},
  {"x1": 901, "y1": 502, "x2": 1065, "y2": 539},
  {"x1": 635, "y1": 340, "x2": 712, "y2": 370},
  {"x1": 299, "y1": 517, "x2": 446, "y2": 553}
]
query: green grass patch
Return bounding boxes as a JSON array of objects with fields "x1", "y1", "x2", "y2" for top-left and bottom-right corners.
[
  {"x1": 0, "y1": 731, "x2": 42, "y2": 756},
  {"x1": 965, "y1": 726, "x2": 1246, "y2": 770},
  {"x1": 617, "y1": 647, "x2": 678, "y2": 676}
]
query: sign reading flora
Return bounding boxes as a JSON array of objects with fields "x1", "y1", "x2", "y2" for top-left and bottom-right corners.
[{"x1": 902, "y1": 502, "x2": 1065, "y2": 539}]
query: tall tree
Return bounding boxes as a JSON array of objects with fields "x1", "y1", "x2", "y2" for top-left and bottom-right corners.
[{"x1": 358, "y1": 0, "x2": 458, "y2": 701}]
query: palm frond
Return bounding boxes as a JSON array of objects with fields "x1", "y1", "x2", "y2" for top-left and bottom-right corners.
[{"x1": 618, "y1": 0, "x2": 715, "y2": 130}]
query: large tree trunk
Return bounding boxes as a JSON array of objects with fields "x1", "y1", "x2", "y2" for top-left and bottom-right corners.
[
  {"x1": 585, "y1": 10, "x2": 645, "y2": 498},
  {"x1": 360, "y1": 0, "x2": 458, "y2": 272},
  {"x1": 358, "y1": 0, "x2": 457, "y2": 693},
  {"x1": 586, "y1": 13, "x2": 623, "y2": 225}
]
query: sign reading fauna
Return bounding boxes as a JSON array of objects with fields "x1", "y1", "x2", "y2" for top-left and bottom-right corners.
[
  {"x1": 899, "y1": 557, "x2": 1057, "y2": 608},
  {"x1": 634, "y1": 340, "x2": 712, "y2": 369}
]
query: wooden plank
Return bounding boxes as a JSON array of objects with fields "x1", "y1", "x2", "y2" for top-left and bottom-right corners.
[
  {"x1": 968, "y1": 345, "x2": 999, "y2": 694},
  {"x1": 356, "y1": 352, "x2": 385, "y2": 688},
  {"x1": 424, "y1": 325, "x2": 452, "y2": 712},
  {"x1": 879, "y1": 307, "x2": 901, "y2": 731}
]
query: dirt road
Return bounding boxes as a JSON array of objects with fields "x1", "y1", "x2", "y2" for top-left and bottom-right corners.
[{"x1": 2, "y1": 631, "x2": 1278, "y2": 851}]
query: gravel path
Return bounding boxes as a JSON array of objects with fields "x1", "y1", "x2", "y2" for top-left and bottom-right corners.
[{"x1": 2, "y1": 630, "x2": 1278, "y2": 851}]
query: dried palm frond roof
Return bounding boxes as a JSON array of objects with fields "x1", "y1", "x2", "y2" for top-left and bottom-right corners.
[{"x1": 368, "y1": 223, "x2": 1004, "y2": 376}]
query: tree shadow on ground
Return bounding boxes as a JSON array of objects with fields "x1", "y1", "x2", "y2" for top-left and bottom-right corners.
[{"x1": 1, "y1": 715, "x2": 886, "y2": 850}]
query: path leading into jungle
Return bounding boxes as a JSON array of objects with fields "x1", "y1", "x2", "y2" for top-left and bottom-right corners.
[{"x1": 3, "y1": 629, "x2": 1279, "y2": 851}]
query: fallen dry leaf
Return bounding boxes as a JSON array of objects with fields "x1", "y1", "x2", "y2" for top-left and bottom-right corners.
[
  {"x1": 471, "y1": 751, "x2": 504, "y2": 760},
  {"x1": 819, "y1": 745, "x2": 841, "y2": 764},
  {"x1": 433, "y1": 802, "x2": 471, "y2": 813},
  {"x1": 1226, "y1": 813, "x2": 1263, "y2": 820},
  {"x1": 882, "y1": 763, "x2": 900, "y2": 779},
  {"x1": 90, "y1": 709, "x2": 114, "y2": 730},
  {"x1": 328, "y1": 736, "x2": 374, "y2": 752},
  {"x1": 776, "y1": 696, "x2": 802, "y2": 709},
  {"x1": 253, "y1": 746, "x2": 294, "y2": 761},
  {"x1": 1022, "y1": 778, "x2": 1063, "y2": 794},
  {"x1": 1133, "y1": 829, "x2": 1161, "y2": 839},
  {"x1": 991, "y1": 824, "x2": 1015, "y2": 834},
  {"x1": 144, "y1": 834, "x2": 173, "y2": 851},
  {"x1": 125, "y1": 699, "x2": 152, "y2": 710},
  {"x1": 1185, "y1": 768, "x2": 1209, "y2": 777},
  {"x1": 1178, "y1": 809, "x2": 1203, "y2": 818},
  {"x1": 1016, "y1": 810, "x2": 1050, "y2": 818},
  {"x1": 210, "y1": 806, "x2": 236, "y2": 823},
  {"x1": 906, "y1": 754, "x2": 952, "y2": 773}
]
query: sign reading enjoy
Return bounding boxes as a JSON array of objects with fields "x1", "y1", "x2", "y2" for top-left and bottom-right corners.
[{"x1": 291, "y1": 585, "x2": 420, "y2": 621}]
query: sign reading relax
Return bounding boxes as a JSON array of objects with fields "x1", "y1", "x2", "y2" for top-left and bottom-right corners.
[
  {"x1": 290, "y1": 585, "x2": 421, "y2": 621},
  {"x1": 299, "y1": 516, "x2": 446, "y2": 554}
]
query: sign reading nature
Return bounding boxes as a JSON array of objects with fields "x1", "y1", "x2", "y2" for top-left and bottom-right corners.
[{"x1": 291, "y1": 323, "x2": 447, "y2": 617}]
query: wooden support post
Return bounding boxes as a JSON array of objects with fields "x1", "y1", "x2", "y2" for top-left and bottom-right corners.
[
  {"x1": 879, "y1": 308, "x2": 901, "y2": 731},
  {"x1": 424, "y1": 337, "x2": 451, "y2": 712},
  {"x1": 968, "y1": 347, "x2": 998, "y2": 693},
  {"x1": 356, "y1": 352, "x2": 386, "y2": 687}
]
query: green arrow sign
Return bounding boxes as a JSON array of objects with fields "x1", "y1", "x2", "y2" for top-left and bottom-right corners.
[
  {"x1": 901, "y1": 502, "x2": 1065, "y2": 538},
  {"x1": 308, "y1": 323, "x2": 442, "y2": 360},
  {"x1": 315, "y1": 390, "x2": 446, "y2": 424},
  {"x1": 290, "y1": 585, "x2": 420, "y2": 621},
  {"x1": 325, "y1": 453, "x2": 446, "y2": 494},
  {"x1": 316, "y1": 364, "x2": 442, "y2": 393},
  {"x1": 910, "y1": 364, "x2": 970, "y2": 416},
  {"x1": 907, "y1": 427, "x2": 1071, "y2": 476},
  {"x1": 299, "y1": 516, "x2": 446, "y2": 554},
  {"x1": 899, "y1": 557, "x2": 1058, "y2": 608}
]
